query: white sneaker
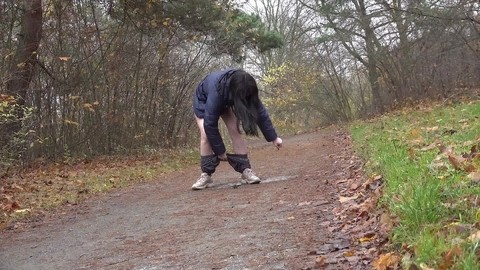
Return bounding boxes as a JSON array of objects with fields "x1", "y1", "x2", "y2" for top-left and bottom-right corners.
[
  {"x1": 241, "y1": 168, "x2": 261, "y2": 184},
  {"x1": 192, "y1": 173, "x2": 213, "y2": 190}
]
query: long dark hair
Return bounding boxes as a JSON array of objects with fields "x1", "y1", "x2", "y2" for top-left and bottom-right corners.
[{"x1": 229, "y1": 70, "x2": 260, "y2": 136}]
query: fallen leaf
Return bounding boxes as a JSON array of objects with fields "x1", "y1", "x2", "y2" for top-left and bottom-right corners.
[
  {"x1": 464, "y1": 164, "x2": 477, "y2": 173},
  {"x1": 368, "y1": 180, "x2": 382, "y2": 190},
  {"x1": 4, "y1": 201, "x2": 21, "y2": 214},
  {"x1": 420, "y1": 143, "x2": 438, "y2": 151},
  {"x1": 447, "y1": 153, "x2": 466, "y2": 170},
  {"x1": 380, "y1": 212, "x2": 394, "y2": 234},
  {"x1": 14, "y1": 209, "x2": 30, "y2": 214},
  {"x1": 359, "y1": 234, "x2": 376, "y2": 243},
  {"x1": 462, "y1": 144, "x2": 479, "y2": 159},
  {"x1": 407, "y1": 148, "x2": 416, "y2": 160},
  {"x1": 447, "y1": 222, "x2": 473, "y2": 234},
  {"x1": 373, "y1": 252, "x2": 400, "y2": 270},
  {"x1": 350, "y1": 182, "x2": 361, "y2": 190},
  {"x1": 358, "y1": 197, "x2": 375, "y2": 218},
  {"x1": 401, "y1": 252, "x2": 415, "y2": 270},
  {"x1": 467, "y1": 171, "x2": 480, "y2": 183},
  {"x1": 82, "y1": 103, "x2": 95, "y2": 112},
  {"x1": 467, "y1": 230, "x2": 480, "y2": 242},
  {"x1": 362, "y1": 175, "x2": 383, "y2": 190},
  {"x1": 314, "y1": 256, "x2": 326, "y2": 268},
  {"x1": 419, "y1": 263, "x2": 435, "y2": 270},
  {"x1": 439, "y1": 246, "x2": 463, "y2": 270},
  {"x1": 437, "y1": 143, "x2": 453, "y2": 154},
  {"x1": 339, "y1": 195, "x2": 358, "y2": 203},
  {"x1": 59, "y1": 56, "x2": 71, "y2": 61},
  {"x1": 64, "y1": 119, "x2": 80, "y2": 126}
]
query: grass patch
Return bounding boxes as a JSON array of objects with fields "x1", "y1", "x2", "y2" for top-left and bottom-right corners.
[
  {"x1": 0, "y1": 149, "x2": 198, "y2": 229},
  {"x1": 350, "y1": 100, "x2": 480, "y2": 269}
]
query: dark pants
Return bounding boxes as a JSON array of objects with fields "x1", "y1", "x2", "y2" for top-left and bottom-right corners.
[{"x1": 200, "y1": 154, "x2": 251, "y2": 175}]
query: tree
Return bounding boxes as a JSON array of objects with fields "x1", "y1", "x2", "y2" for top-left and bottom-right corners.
[
  {"x1": 246, "y1": 0, "x2": 314, "y2": 74},
  {"x1": 0, "y1": 0, "x2": 283, "y2": 167},
  {"x1": 3, "y1": 0, "x2": 42, "y2": 126},
  {"x1": 1, "y1": 0, "x2": 42, "y2": 150},
  {"x1": 300, "y1": 0, "x2": 480, "y2": 114},
  {"x1": 116, "y1": 0, "x2": 283, "y2": 62}
]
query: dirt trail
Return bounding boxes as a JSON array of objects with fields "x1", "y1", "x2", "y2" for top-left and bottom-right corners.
[{"x1": 0, "y1": 128, "x2": 376, "y2": 270}]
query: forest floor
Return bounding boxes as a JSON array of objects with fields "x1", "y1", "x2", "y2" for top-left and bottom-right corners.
[{"x1": 0, "y1": 127, "x2": 388, "y2": 270}]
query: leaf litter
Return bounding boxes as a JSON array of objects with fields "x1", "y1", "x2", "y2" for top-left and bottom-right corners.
[
  {"x1": 308, "y1": 132, "x2": 393, "y2": 269},
  {"x1": 0, "y1": 152, "x2": 196, "y2": 230}
]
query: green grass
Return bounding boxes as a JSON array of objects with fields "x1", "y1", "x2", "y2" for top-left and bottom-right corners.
[{"x1": 350, "y1": 100, "x2": 480, "y2": 269}]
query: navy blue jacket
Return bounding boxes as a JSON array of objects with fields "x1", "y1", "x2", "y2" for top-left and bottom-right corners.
[{"x1": 193, "y1": 68, "x2": 278, "y2": 155}]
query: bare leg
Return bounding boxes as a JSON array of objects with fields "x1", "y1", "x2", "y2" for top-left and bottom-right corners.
[
  {"x1": 195, "y1": 115, "x2": 214, "y2": 156},
  {"x1": 220, "y1": 108, "x2": 248, "y2": 155},
  {"x1": 221, "y1": 109, "x2": 259, "y2": 184}
]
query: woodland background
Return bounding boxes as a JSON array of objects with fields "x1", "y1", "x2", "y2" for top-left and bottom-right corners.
[{"x1": 1, "y1": 0, "x2": 479, "y2": 172}]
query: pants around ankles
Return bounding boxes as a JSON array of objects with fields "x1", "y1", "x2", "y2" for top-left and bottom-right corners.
[{"x1": 195, "y1": 108, "x2": 250, "y2": 174}]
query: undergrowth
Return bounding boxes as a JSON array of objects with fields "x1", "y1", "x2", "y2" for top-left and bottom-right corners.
[{"x1": 350, "y1": 100, "x2": 480, "y2": 269}]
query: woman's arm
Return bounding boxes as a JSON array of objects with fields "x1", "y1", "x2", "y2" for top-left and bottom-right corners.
[
  {"x1": 203, "y1": 92, "x2": 227, "y2": 156},
  {"x1": 256, "y1": 101, "x2": 278, "y2": 142}
]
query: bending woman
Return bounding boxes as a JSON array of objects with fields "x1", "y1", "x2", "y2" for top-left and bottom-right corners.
[{"x1": 192, "y1": 68, "x2": 283, "y2": 190}]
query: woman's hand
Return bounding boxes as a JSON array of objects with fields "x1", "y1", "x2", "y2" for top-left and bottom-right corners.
[
  {"x1": 273, "y1": 137, "x2": 283, "y2": 149},
  {"x1": 218, "y1": 153, "x2": 228, "y2": 161}
]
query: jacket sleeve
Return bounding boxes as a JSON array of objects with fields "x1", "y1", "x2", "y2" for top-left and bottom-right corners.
[
  {"x1": 204, "y1": 92, "x2": 226, "y2": 155},
  {"x1": 257, "y1": 101, "x2": 278, "y2": 142}
]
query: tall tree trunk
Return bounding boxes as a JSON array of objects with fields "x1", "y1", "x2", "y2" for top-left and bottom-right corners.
[
  {"x1": 355, "y1": 0, "x2": 383, "y2": 113},
  {"x1": 2, "y1": 0, "x2": 43, "y2": 140}
]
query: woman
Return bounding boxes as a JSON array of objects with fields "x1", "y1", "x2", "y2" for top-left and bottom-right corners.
[{"x1": 192, "y1": 68, "x2": 283, "y2": 190}]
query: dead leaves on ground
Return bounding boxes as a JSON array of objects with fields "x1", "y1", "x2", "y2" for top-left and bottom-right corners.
[
  {"x1": 324, "y1": 171, "x2": 395, "y2": 269},
  {"x1": 371, "y1": 122, "x2": 479, "y2": 269},
  {"x1": 439, "y1": 141, "x2": 479, "y2": 167},
  {"x1": 0, "y1": 168, "x2": 88, "y2": 229},
  {"x1": 408, "y1": 123, "x2": 480, "y2": 183},
  {"x1": 427, "y1": 140, "x2": 480, "y2": 183},
  {"x1": 311, "y1": 132, "x2": 395, "y2": 269},
  {"x1": 0, "y1": 154, "x2": 188, "y2": 230},
  {"x1": 373, "y1": 252, "x2": 400, "y2": 270},
  {"x1": 334, "y1": 172, "x2": 400, "y2": 269},
  {"x1": 339, "y1": 125, "x2": 479, "y2": 268}
]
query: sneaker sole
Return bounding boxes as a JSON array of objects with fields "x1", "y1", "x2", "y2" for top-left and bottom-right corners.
[
  {"x1": 192, "y1": 181, "x2": 213, "y2": 190},
  {"x1": 242, "y1": 179, "x2": 261, "y2": 184}
]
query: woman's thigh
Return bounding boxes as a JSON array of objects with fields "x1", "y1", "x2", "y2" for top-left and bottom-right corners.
[
  {"x1": 195, "y1": 115, "x2": 214, "y2": 155},
  {"x1": 221, "y1": 109, "x2": 248, "y2": 154}
]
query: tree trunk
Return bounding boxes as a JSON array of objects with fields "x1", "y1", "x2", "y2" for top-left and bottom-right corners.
[
  {"x1": 3, "y1": 0, "x2": 43, "y2": 134},
  {"x1": 355, "y1": 0, "x2": 383, "y2": 114}
]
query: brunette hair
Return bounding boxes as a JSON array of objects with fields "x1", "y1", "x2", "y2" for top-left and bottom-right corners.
[{"x1": 229, "y1": 70, "x2": 260, "y2": 136}]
